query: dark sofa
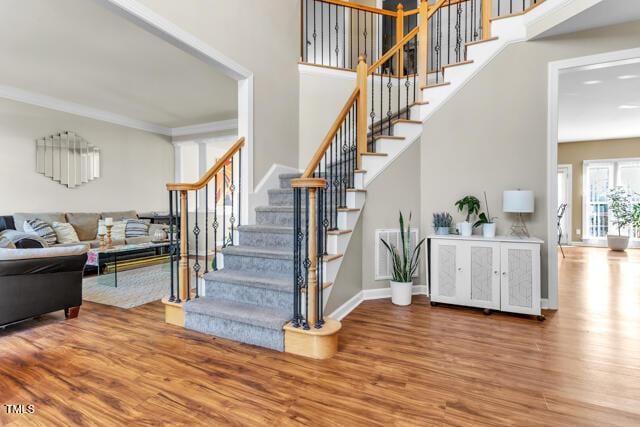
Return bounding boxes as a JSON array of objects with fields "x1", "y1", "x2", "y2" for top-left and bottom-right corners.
[{"x1": 0, "y1": 246, "x2": 87, "y2": 326}]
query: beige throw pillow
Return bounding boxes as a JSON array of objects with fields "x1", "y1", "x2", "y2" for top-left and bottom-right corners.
[
  {"x1": 110, "y1": 221, "x2": 127, "y2": 241},
  {"x1": 51, "y1": 222, "x2": 80, "y2": 244}
]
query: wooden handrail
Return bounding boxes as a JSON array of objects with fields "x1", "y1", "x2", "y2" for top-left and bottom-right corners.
[
  {"x1": 367, "y1": 25, "x2": 420, "y2": 74},
  {"x1": 166, "y1": 137, "x2": 245, "y2": 191},
  {"x1": 301, "y1": 88, "x2": 360, "y2": 178},
  {"x1": 313, "y1": 0, "x2": 398, "y2": 17}
]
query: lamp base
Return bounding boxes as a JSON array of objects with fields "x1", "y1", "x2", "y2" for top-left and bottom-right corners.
[{"x1": 509, "y1": 213, "x2": 530, "y2": 238}]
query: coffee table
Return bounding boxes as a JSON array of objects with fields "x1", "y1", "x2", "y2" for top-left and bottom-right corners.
[{"x1": 86, "y1": 242, "x2": 172, "y2": 287}]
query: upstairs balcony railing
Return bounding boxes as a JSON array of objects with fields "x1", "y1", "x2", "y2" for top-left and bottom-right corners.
[{"x1": 165, "y1": 137, "x2": 245, "y2": 303}]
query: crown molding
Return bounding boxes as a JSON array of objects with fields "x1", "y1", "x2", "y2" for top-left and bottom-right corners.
[
  {"x1": 0, "y1": 84, "x2": 236, "y2": 138},
  {"x1": 171, "y1": 119, "x2": 237, "y2": 137}
]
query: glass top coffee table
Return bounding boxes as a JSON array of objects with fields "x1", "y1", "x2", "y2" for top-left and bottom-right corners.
[{"x1": 86, "y1": 242, "x2": 172, "y2": 287}]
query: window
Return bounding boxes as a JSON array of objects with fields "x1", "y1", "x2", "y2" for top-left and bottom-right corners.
[{"x1": 583, "y1": 159, "x2": 640, "y2": 240}]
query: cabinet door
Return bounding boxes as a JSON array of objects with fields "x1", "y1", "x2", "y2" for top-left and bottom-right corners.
[
  {"x1": 431, "y1": 240, "x2": 464, "y2": 304},
  {"x1": 500, "y1": 243, "x2": 541, "y2": 315},
  {"x1": 466, "y1": 242, "x2": 501, "y2": 309}
]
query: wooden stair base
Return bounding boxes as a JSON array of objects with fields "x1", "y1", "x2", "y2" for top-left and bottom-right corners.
[
  {"x1": 283, "y1": 318, "x2": 342, "y2": 359},
  {"x1": 162, "y1": 298, "x2": 185, "y2": 327}
]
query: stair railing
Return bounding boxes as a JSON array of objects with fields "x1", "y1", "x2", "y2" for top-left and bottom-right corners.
[
  {"x1": 300, "y1": 0, "x2": 420, "y2": 72},
  {"x1": 165, "y1": 137, "x2": 245, "y2": 304}
]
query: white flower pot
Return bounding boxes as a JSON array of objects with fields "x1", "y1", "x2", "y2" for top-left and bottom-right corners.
[
  {"x1": 390, "y1": 281, "x2": 413, "y2": 306},
  {"x1": 483, "y1": 223, "x2": 496, "y2": 238},
  {"x1": 607, "y1": 235, "x2": 629, "y2": 251},
  {"x1": 458, "y1": 221, "x2": 473, "y2": 237}
]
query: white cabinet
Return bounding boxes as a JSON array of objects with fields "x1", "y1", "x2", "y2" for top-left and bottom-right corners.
[{"x1": 429, "y1": 235, "x2": 542, "y2": 317}]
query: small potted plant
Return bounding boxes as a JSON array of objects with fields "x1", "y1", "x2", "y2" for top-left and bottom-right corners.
[
  {"x1": 455, "y1": 195, "x2": 480, "y2": 237},
  {"x1": 432, "y1": 212, "x2": 452, "y2": 235},
  {"x1": 381, "y1": 212, "x2": 425, "y2": 306},
  {"x1": 474, "y1": 192, "x2": 498, "y2": 238},
  {"x1": 607, "y1": 187, "x2": 633, "y2": 251}
]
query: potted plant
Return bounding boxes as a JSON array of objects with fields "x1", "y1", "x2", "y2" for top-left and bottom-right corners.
[
  {"x1": 455, "y1": 195, "x2": 480, "y2": 237},
  {"x1": 607, "y1": 187, "x2": 633, "y2": 251},
  {"x1": 474, "y1": 192, "x2": 498, "y2": 238},
  {"x1": 380, "y1": 212, "x2": 426, "y2": 306},
  {"x1": 432, "y1": 212, "x2": 453, "y2": 235}
]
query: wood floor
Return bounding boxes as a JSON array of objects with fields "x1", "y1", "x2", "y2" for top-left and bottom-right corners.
[{"x1": 1, "y1": 246, "x2": 639, "y2": 426}]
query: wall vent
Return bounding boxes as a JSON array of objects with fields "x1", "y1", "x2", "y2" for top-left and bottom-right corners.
[{"x1": 375, "y1": 228, "x2": 420, "y2": 281}]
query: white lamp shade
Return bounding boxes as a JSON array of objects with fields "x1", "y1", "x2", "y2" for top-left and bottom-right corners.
[{"x1": 503, "y1": 190, "x2": 534, "y2": 213}]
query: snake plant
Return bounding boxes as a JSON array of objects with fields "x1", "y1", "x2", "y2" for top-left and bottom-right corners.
[{"x1": 380, "y1": 212, "x2": 426, "y2": 283}]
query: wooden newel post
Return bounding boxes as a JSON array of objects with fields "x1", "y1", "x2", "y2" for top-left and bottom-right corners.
[
  {"x1": 396, "y1": 3, "x2": 404, "y2": 77},
  {"x1": 290, "y1": 177, "x2": 327, "y2": 327},
  {"x1": 482, "y1": 0, "x2": 492, "y2": 39},
  {"x1": 417, "y1": 0, "x2": 429, "y2": 94},
  {"x1": 356, "y1": 56, "x2": 368, "y2": 170},
  {"x1": 179, "y1": 190, "x2": 189, "y2": 301}
]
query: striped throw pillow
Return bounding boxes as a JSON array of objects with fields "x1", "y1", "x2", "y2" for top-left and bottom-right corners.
[
  {"x1": 23, "y1": 219, "x2": 57, "y2": 245},
  {"x1": 111, "y1": 221, "x2": 127, "y2": 241},
  {"x1": 125, "y1": 219, "x2": 149, "y2": 238},
  {"x1": 51, "y1": 222, "x2": 80, "y2": 244}
]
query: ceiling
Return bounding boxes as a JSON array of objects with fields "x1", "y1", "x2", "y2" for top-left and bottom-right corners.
[
  {"x1": 558, "y1": 60, "x2": 640, "y2": 143},
  {"x1": 0, "y1": 0, "x2": 237, "y2": 130},
  {"x1": 534, "y1": 0, "x2": 640, "y2": 39}
]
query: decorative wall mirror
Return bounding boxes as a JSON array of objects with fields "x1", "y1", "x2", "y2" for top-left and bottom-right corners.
[{"x1": 36, "y1": 132, "x2": 100, "y2": 188}]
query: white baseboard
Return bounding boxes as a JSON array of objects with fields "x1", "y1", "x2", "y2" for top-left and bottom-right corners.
[{"x1": 328, "y1": 285, "x2": 428, "y2": 321}]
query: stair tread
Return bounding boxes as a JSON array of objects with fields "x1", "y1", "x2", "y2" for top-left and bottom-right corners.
[
  {"x1": 392, "y1": 119, "x2": 421, "y2": 125},
  {"x1": 222, "y1": 245, "x2": 293, "y2": 260},
  {"x1": 238, "y1": 225, "x2": 292, "y2": 234},
  {"x1": 373, "y1": 135, "x2": 405, "y2": 141},
  {"x1": 203, "y1": 269, "x2": 293, "y2": 293},
  {"x1": 185, "y1": 297, "x2": 290, "y2": 330},
  {"x1": 361, "y1": 152, "x2": 388, "y2": 156},
  {"x1": 442, "y1": 59, "x2": 474, "y2": 70},
  {"x1": 465, "y1": 36, "x2": 498, "y2": 47},
  {"x1": 421, "y1": 82, "x2": 451, "y2": 90}
]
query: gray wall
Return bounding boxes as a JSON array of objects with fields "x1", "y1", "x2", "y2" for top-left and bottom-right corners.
[
  {"x1": 0, "y1": 98, "x2": 173, "y2": 214},
  {"x1": 420, "y1": 20, "x2": 640, "y2": 298},
  {"x1": 325, "y1": 217, "x2": 363, "y2": 314},
  {"x1": 137, "y1": 0, "x2": 300, "y2": 185}
]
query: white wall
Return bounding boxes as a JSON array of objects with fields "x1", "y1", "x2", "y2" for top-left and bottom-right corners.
[
  {"x1": 135, "y1": 0, "x2": 300, "y2": 186},
  {"x1": 0, "y1": 98, "x2": 173, "y2": 214}
]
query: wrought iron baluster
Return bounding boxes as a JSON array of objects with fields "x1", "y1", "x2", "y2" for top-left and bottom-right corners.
[
  {"x1": 185, "y1": 196, "x2": 191, "y2": 301},
  {"x1": 169, "y1": 190, "x2": 175, "y2": 302},
  {"x1": 230, "y1": 155, "x2": 236, "y2": 246},
  {"x1": 316, "y1": 186, "x2": 324, "y2": 329},
  {"x1": 292, "y1": 187, "x2": 301, "y2": 327},
  {"x1": 335, "y1": 3, "x2": 339, "y2": 66},
  {"x1": 238, "y1": 148, "x2": 242, "y2": 228},
  {"x1": 328, "y1": 2, "x2": 331, "y2": 66},
  {"x1": 222, "y1": 164, "x2": 227, "y2": 248},
  {"x1": 193, "y1": 191, "x2": 200, "y2": 299},
  {"x1": 313, "y1": 0, "x2": 317, "y2": 63},
  {"x1": 303, "y1": 190, "x2": 310, "y2": 330},
  {"x1": 213, "y1": 174, "x2": 218, "y2": 271},
  {"x1": 204, "y1": 183, "x2": 209, "y2": 274},
  {"x1": 174, "y1": 191, "x2": 181, "y2": 303},
  {"x1": 387, "y1": 69, "x2": 392, "y2": 136}
]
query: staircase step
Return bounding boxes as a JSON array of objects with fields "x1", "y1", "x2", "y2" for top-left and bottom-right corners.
[
  {"x1": 279, "y1": 172, "x2": 302, "y2": 189},
  {"x1": 204, "y1": 269, "x2": 292, "y2": 310},
  {"x1": 256, "y1": 206, "x2": 305, "y2": 227},
  {"x1": 238, "y1": 224, "x2": 294, "y2": 250},
  {"x1": 465, "y1": 36, "x2": 498, "y2": 48},
  {"x1": 184, "y1": 297, "x2": 289, "y2": 351},
  {"x1": 222, "y1": 245, "x2": 293, "y2": 276},
  {"x1": 268, "y1": 188, "x2": 294, "y2": 206},
  {"x1": 421, "y1": 81, "x2": 451, "y2": 90}
]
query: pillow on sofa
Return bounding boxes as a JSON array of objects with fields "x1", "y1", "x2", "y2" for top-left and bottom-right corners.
[
  {"x1": 23, "y1": 219, "x2": 57, "y2": 245},
  {"x1": 111, "y1": 221, "x2": 127, "y2": 241},
  {"x1": 51, "y1": 222, "x2": 80, "y2": 244},
  {"x1": 125, "y1": 219, "x2": 149, "y2": 238},
  {"x1": 66, "y1": 212, "x2": 100, "y2": 241}
]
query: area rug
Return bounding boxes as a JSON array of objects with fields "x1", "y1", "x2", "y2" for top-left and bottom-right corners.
[{"x1": 83, "y1": 264, "x2": 174, "y2": 309}]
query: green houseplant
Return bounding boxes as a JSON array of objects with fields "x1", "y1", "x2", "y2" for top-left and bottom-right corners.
[
  {"x1": 455, "y1": 195, "x2": 480, "y2": 236},
  {"x1": 473, "y1": 192, "x2": 498, "y2": 238},
  {"x1": 380, "y1": 212, "x2": 426, "y2": 306},
  {"x1": 432, "y1": 212, "x2": 453, "y2": 235},
  {"x1": 607, "y1": 187, "x2": 633, "y2": 251}
]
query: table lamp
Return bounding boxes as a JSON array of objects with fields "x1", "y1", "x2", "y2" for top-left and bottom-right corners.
[{"x1": 503, "y1": 190, "x2": 534, "y2": 238}]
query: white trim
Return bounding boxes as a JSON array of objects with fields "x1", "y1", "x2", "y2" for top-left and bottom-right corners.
[
  {"x1": 0, "y1": 84, "x2": 171, "y2": 136},
  {"x1": 557, "y1": 163, "x2": 572, "y2": 245},
  {"x1": 94, "y1": 0, "x2": 251, "y2": 80},
  {"x1": 298, "y1": 63, "x2": 356, "y2": 80},
  {"x1": 328, "y1": 290, "x2": 363, "y2": 321},
  {"x1": 541, "y1": 298, "x2": 550, "y2": 309},
  {"x1": 327, "y1": 284, "x2": 428, "y2": 321},
  {"x1": 171, "y1": 119, "x2": 238, "y2": 137},
  {"x1": 547, "y1": 47, "x2": 640, "y2": 311}
]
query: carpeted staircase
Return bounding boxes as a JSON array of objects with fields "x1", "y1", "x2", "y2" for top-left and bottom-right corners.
[{"x1": 183, "y1": 172, "x2": 302, "y2": 351}]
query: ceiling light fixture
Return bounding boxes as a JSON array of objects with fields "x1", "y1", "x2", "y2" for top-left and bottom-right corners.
[
  {"x1": 618, "y1": 105, "x2": 640, "y2": 110},
  {"x1": 618, "y1": 75, "x2": 639, "y2": 80},
  {"x1": 583, "y1": 80, "x2": 602, "y2": 85}
]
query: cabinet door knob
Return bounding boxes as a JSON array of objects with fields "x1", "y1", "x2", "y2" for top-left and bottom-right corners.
[
  {"x1": 457, "y1": 267, "x2": 462, "y2": 272},
  {"x1": 494, "y1": 270, "x2": 499, "y2": 275},
  {"x1": 502, "y1": 271, "x2": 507, "y2": 276}
]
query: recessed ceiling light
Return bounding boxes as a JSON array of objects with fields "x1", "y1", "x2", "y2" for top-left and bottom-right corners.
[
  {"x1": 618, "y1": 75, "x2": 639, "y2": 80},
  {"x1": 583, "y1": 80, "x2": 602, "y2": 85},
  {"x1": 618, "y1": 105, "x2": 640, "y2": 110}
]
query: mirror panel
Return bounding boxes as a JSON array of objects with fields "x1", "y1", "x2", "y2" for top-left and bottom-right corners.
[{"x1": 35, "y1": 132, "x2": 100, "y2": 188}]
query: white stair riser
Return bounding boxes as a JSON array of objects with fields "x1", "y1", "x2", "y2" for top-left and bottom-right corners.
[
  {"x1": 465, "y1": 40, "x2": 501, "y2": 63},
  {"x1": 354, "y1": 172, "x2": 365, "y2": 189},
  {"x1": 346, "y1": 191, "x2": 365, "y2": 208},
  {"x1": 322, "y1": 256, "x2": 343, "y2": 282},
  {"x1": 421, "y1": 85, "x2": 450, "y2": 105},
  {"x1": 443, "y1": 64, "x2": 474, "y2": 83},
  {"x1": 327, "y1": 232, "x2": 350, "y2": 254},
  {"x1": 361, "y1": 155, "x2": 388, "y2": 177},
  {"x1": 393, "y1": 123, "x2": 422, "y2": 138},
  {"x1": 338, "y1": 210, "x2": 359, "y2": 230},
  {"x1": 375, "y1": 139, "x2": 405, "y2": 157},
  {"x1": 491, "y1": 15, "x2": 526, "y2": 40},
  {"x1": 410, "y1": 104, "x2": 423, "y2": 119}
]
